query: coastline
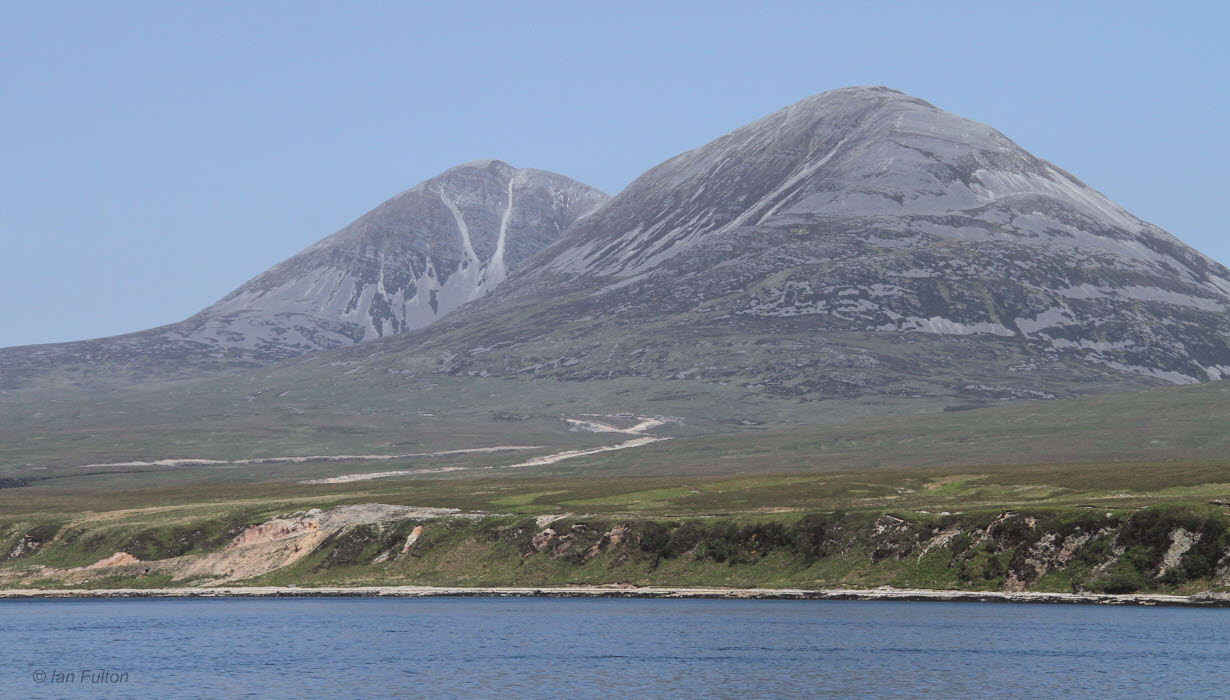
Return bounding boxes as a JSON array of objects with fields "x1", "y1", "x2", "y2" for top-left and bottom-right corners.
[{"x1": 2, "y1": 585, "x2": 1229, "y2": 607}]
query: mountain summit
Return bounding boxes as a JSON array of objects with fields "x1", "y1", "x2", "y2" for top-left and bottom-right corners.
[
  {"x1": 196, "y1": 159, "x2": 606, "y2": 346},
  {"x1": 0, "y1": 160, "x2": 607, "y2": 397},
  {"x1": 356, "y1": 87, "x2": 1230, "y2": 409},
  {"x1": 5, "y1": 87, "x2": 1227, "y2": 415}
]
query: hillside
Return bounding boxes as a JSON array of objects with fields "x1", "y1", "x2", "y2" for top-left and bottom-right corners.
[
  {"x1": 0, "y1": 160, "x2": 607, "y2": 399},
  {"x1": 2, "y1": 87, "x2": 1228, "y2": 485},
  {"x1": 324, "y1": 87, "x2": 1229, "y2": 411}
]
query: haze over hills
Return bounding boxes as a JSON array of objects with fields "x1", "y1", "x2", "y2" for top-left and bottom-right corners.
[
  {"x1": 0, "y1": 160, "x2": 608, "y2": 398},
  {"x1": 2, "y1": 85, "x2": 1228, "y2": 442},
  {"x1": 330, "y1": 86, "x2": 1230, "y2": 409}
]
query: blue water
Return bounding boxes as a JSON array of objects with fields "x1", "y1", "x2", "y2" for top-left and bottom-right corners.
[{"x1": 2, "y1": 598, "x2": 1228, "y2": 698}]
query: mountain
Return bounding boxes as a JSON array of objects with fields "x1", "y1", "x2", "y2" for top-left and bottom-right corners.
[
  {"x1": 0, "y1": 160, "x2": 608, "y2": 398},
  {"x1": 329, "y1": 87, "x2": 1230, "y2": 409},
  {"x1": 2, "y1": 85, "x2": 1228, "y2": 475}
]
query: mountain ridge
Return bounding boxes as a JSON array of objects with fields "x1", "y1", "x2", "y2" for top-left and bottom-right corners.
[
  {"x1": 321, "y1": 86, "x2": 1230, "y2": 405},
  {"x1": 4, "y1": 85, "x2": 1227, "y2": 415},
  {"x1": 0, "y1": 160, "x2": 607, "y2": 398}
]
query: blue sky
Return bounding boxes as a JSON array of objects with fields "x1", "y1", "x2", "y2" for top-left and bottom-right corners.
[{"x1": 2, "y1": 1, "x2": 1227, "y2": 347}]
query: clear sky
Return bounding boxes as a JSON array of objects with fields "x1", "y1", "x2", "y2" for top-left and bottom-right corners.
[{"x1": 2, "y1": 1, "x2": 1227, "y2": 347}]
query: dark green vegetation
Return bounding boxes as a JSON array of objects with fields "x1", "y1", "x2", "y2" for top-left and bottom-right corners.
[{"x1": 244, "y1": 505, "x2": 1227, "y2": 593}]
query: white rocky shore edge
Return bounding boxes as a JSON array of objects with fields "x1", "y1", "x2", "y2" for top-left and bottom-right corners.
[{"x1": 2, "y1": 586, "x2": 1229, "y2": 607}]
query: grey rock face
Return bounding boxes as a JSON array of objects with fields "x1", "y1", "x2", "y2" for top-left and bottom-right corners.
[
  {"x1": 194, "y1": 159, "x2": 606, "y2": 349},
  {"x1": 0, "y1": 160, "x2": 607, "y2": 396},
  {"x1": 379, "y1": 87, "x2": 1230, "y2": 400}
]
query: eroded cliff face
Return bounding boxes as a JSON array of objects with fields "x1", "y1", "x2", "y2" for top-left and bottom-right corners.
[{"x1": 4, "y1": 503, "x2": 1228, "y2": 595}]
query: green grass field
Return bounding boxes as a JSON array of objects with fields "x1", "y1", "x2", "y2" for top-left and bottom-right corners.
[
  {"x1": 3, "y1": 378, "x2": 1225, "y2": 495},
  {"x1": 1, "y1": 379, "x2": 1226, "y2": 594},
  {"x1": 4, "y1": 455, "x2": 1229, "y2": 520}
]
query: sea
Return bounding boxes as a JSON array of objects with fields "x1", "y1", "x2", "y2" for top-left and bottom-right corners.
[{"x1": 2, "y1": 597, "x2": 1227, "y2": 698}]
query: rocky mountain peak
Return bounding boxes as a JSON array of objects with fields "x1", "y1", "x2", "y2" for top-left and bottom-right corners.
[
  {"x1": 190, "y1": 159, "x2": 608, "y2": 345},
  {"x1": 405, "y1": 88, "x2": 1230, "y2": 397},
  {"x1": 0, "y1": 162, "x2": 608, "y2": 397},
  {"x1": 531, "y1": 86, "x2": 1146, "y2": 282}
]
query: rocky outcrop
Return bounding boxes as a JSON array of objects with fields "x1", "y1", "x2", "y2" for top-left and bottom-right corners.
[
  {"x1": 401, "y1": 525, "x2": 424, "y2": 553},
  {"x1": 5, "y1": 534, "x2": 42, "y2": 559},
  {"x1": 493, "y1": 506, "x2": 1230, "y2": 595},
  {"x1": 1157, "y1": 528, "x2": 1201, "y2": 578},
  {"x1": 85, "y1": 552, "x2": 140, "y2": 570},
  {"x1": 229, "y1": 517, "x2": 321, "y2": 549}
]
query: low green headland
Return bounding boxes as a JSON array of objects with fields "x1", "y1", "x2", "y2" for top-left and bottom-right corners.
[
  {"x1": 1, "y1": 380, "x2": 1227, "y2": 595},
  {"x1": 3, "y1": 458, "x2": 1228, "y2": 595}
]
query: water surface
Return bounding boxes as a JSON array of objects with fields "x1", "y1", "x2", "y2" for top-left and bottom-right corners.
[{"x1": 2, "y1": 598, "x2": 1227, "y2": 698}]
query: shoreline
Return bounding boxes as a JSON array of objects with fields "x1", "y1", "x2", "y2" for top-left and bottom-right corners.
[{"x1": 2, "y1": 585, "x2": 1229, "y2": 607}]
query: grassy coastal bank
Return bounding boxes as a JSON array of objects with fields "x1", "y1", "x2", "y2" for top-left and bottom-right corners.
[
  {"x1": 3, "y1": 460, "x2": 1229, "y2": 598},
  {"x1": 3, "y1": 384, "x2": 1228, "y2": 601}
]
